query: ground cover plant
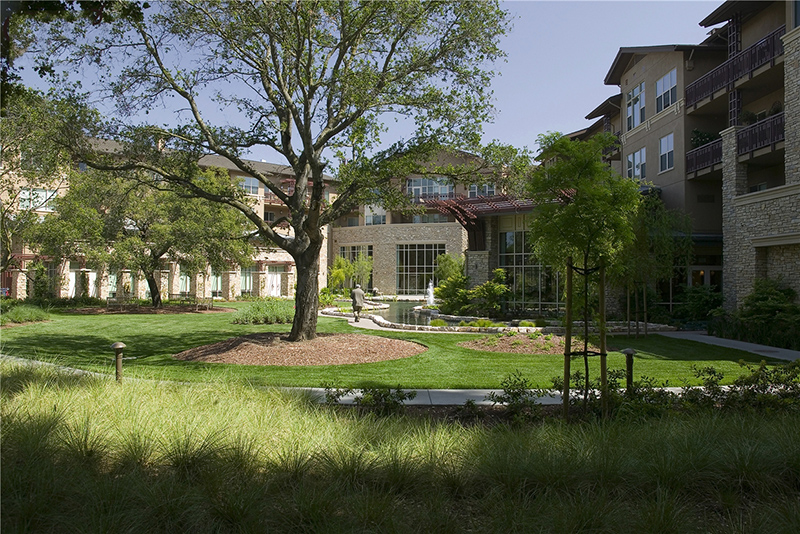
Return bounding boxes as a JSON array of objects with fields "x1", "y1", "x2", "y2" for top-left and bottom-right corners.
[
  {"x1": 0, "y1": 301, "x2": 50, "y2": 325},
  {"x1": 3, "y1": 360, "x2": 799, "y2": 533},
  {"x1": 0, "y1": 309, "x2": 786, "y2": 389}
]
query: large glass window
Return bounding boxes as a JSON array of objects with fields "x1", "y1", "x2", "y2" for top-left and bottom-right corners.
[
  {"x1": 659, "y1": 133, "x2": 674, "y2": 172},
  {"x1": 364, "y1": 205, "x2": 386, "y2": 225},
  {"x1": 656, "y1": 69, "x2": 677, "y2": 113},
  {"x1": 627, "y1": 147, "x2": 646, "y2": 180},
  {"x1": 498, "y1": 231, "x2": 562, "y2": 315},
  {"x1": 412, "y1": 213, "x2": 450, "y2": 224},
  {"x1": 339, "y1": 245, "x2": 373, "y2": 262},
  {"x1": 468, "y1": 184, "x2": 496, "y2": 197},
  {"x1": 19, "y1": 188, "x2": 57, "y2": 211},
  {"x1": 626, "y1": 82, "x2": 645, "y2": 130},
  {"x1": 406, "y1": 177, "x2": 453, "y2": 200},
  {"x1": 241, "y1": 266, "x2": 255, "y2": 296},
  {"x1": 239, "y1": 176, "x2": 259, "y2": 195},
  {"x1": 396, "y1": 243, "x2": 445, "y2": 294}
]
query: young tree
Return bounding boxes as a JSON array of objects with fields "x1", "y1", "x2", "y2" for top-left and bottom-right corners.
[
  {"x1": 351, "y1": 252, "x2": 373, "y2": 289},
  {"x1": 27, "y1": 0, "x2": 511, "y2": 340},
  {"x1": 527, "y1": 132, "x2": 641, "y2": 414},
  {"x1": 613, "y1": 193, "x2": 693, "y2": 336},
  {"x1": 29, "y1": 166, "x2": 254, "y2": 307}
]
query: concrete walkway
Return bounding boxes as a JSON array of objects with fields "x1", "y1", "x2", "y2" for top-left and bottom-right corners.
[{"x1": 657, "y1": 331, "x2": 800, "y2": 361}]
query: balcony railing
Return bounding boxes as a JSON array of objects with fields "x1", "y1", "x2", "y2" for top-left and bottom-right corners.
[
  {"x1": 737, "y1": 112, "x2": 785, "y2": 156},
  {"x1": 686, "y1": 138, "x2": 723, "y2": 174},
  {"x1": 410, "y1": 192, "x2": 460, "y2": 204},
  {"x1": 686, "y1": 25, "x2": 785, "y2": 108}
]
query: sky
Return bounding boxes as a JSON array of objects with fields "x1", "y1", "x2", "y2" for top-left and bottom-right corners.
[
  {"x1": 18, "y1": 0, "x2": 727, "y2": 161},
  {"x1": 482, "y1": 0, "x2": 724, "y2": 150}
]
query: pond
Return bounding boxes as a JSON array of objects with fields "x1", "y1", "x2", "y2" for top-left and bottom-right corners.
[{"x1": 370, "y1": 300, "x2": 436, "y2": 326}]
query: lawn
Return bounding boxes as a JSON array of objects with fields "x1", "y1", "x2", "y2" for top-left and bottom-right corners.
[
  {"x1": 3, "y1": 360, "x2": 799, "y2": 533},
  {"x1": 0, "y1": 307, "x2": 784, "y2": 389}
]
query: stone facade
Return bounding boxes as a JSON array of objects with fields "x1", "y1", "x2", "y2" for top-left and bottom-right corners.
[
  {"x1": 331, "y1": 222, "x2": 468, "y2": 293},
  {"x1": 784, "y1": 27, "x2": 800, "y2": 185}
]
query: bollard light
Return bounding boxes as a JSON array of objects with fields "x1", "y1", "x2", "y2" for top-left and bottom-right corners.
[
  {"x1": 621, "y1": 348, "x2": 636, "y2": 394},
  {"x1": 111, "y1": 342, "x2": 127, "y2": 382}
]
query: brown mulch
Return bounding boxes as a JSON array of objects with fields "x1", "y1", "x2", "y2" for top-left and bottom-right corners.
[
  {"x1": 458, "y1": 332, "x2": 600, "y2": 355},
  {"x1": 174, "y1": 332, "x2": 427, "y2": 366}
]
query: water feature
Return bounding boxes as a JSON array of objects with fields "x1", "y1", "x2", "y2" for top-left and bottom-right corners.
[
  {"x1": 426, "y1": 279, "x2": 435, "y2": 306},
  {"x1": 371, "y1": 300, "x2": 430, "y2": 325}
]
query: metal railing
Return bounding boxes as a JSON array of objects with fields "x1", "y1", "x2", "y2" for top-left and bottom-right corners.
[
  {"x1": 737, "y1": 112, "x2": 785, "y2": 155},
  {"x1": 686, "y1": 138, "x2": 723, "y2": 174},
  {"x1": 686, "y1": 25, "x2": 785, "y2": 108}
]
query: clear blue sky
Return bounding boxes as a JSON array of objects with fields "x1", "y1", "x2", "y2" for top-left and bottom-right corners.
[
  {"x1": 20, "y1": 0, "x2": 726, "y2": 160},
  {"x1": 483, "y1": 0, "x2": 724, "y2": 150}
]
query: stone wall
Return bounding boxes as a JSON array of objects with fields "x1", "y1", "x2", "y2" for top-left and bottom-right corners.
[
  {"x1": 784, "y1": 27, "x2": 800, "y2": 185},
  {"x1": 331, "y1": 222, "x2": 467, "y2": 293}
]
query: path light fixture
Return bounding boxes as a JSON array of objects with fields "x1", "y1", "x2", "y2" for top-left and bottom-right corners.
[
  {"x1": 621, "y1": 348, "x2": 636, "y2": 394},
  {"x1": 111, "y1": 342, "x2": 127, "y2": 382}
]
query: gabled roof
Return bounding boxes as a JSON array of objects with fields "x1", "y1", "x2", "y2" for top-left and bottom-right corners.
[
  {"x1": 604, "y1": 44, "x2": 724, "y2": 85},
  {"x1": 699, "y1": 1, "x2": 768, "y2": 27},
  {"x1": 585, "y1": 94, "x2": 622, "y2": 120}
]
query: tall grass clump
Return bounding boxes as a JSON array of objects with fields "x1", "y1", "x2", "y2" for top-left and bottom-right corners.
[
  {"x1": 0, "y1": 303, "x2": 51, "y2": 325},
  {"x1": 3, "y1": 360, "x2": 800, "y2": 533},
  {"x1": 231, "y1": 297, "x2": 295, "y2": 324}
]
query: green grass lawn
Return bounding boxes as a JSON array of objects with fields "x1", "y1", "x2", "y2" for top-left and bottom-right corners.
[
  {"x1": 0, "y1": 307, "x2": 784, "y2": 389},
  {"x1": 3, "y1": 360, "x2": 799, "y2": 533}
]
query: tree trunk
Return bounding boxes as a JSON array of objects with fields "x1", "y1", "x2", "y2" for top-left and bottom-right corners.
[
  {"x1": 582, "y1": 256, "x2": 590, "y2": 411},
  {"x1": 288, "y1": 243, "x2": 322, "y2": 342},
  {"x1": 599, "y1": 262, "x2": 608, "y2": 419},
  {"x1": 634, "y1": 285, "x2": 640, "y2": 338},
  {"x1": 563, "y1": 257, "x2": 573, "y2": 419},
  {"x1": 626, "y1": 287, "x2": 631, "y2": 337},
  {"x1": 145, "y1": 272, "x2": 162, "y2": 308},
  {"x1": 643, "y1": 283, "x2": 649, "y2": 336}
]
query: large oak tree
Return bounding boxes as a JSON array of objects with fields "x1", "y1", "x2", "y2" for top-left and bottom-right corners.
[{"x1": 25, "y1": 0, "x2": 511, "y2": 340}]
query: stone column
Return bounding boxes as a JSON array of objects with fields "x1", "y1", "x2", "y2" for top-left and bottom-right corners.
[
  {"x1": 783, "y1": 27, "x2": 800, "y2": 185},
  {"x1": 221, "y1": 270, "x2": 240, "y2": 300},
  {"x1": 119, "y1": 270, "x2": 132, "y2": 297},
  {"x1": 281, "y1": 270, "x2": 296, "y2": 297},
  {"x1": 133, "y1": 272, "x2": 148, "y2": 299},
  {"x1": 465, "y1": 250, "x2": 490, "y2": 288},
  {"x1": 10, "y1": 269, "x2": 27, "y2": 300},
  {"x1": 253, "y1": 264, "x2": 268, "y2": 298},
  {"x1": 158, "y1": 269, "x2": 169, "y2": 298},
  {"x1": 55, "y1": 260, "x2": 70, "y2": 298},
  {"x1": 167, "y1": 262, "x2": 180, "y2": 298},
  {"x1": 98, "y1": 268, "x2": 110, "y2": 299},
  {"x1": 721, "y1": 125, "x2": 749, "y2": 311}
]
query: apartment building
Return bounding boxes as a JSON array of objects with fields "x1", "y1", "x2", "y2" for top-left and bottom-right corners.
[
  {"x1": 2, "y1": 154, "x2": 333, "y2": 301},
  {"x1": 594, "y1": 0, "x2": 799, "y2": 309}
]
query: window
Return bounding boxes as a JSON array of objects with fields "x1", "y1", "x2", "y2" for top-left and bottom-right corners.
[
  {"x1": 264, "y1": 210, "x2": 276, "y2": 223},
  {"x1": 498, "y1": 231, "x2": 562, "y2": 315},
  {"x1": 340, "y1": 245, "x2": 373, "y2": 262},
  {"x1": 210, "y1": 271, "x2": 222, "y2": 297},
  {"x1": 364, "y1": 205, "x2": 386, "y2": 225},
  {"x1": 468, "y1": 184, "x2": 496, "y2": 197},
  {"x1": 626, "y1": 82, "x2": 645, "y2": 130},
  {"x1": 748, "y1": 183, "x2": 767, "y2": 193},
  {"x1": 240, "y1": 266, "x2": 255, "y2": 296},
  {"x1": 412, "y1": 213, "x2": 450, "y2": 224},
  {"x1": 406, "y1": 177, "x2": 453, "y2": 200},
  {"x1": 655, "y1": 69, "x2": 677, "y2": 113},
  {"x1": 19, "y1": 188, "x2": 57, "y2": 211},
  {"x1": 239, "y1": 176, "x2": 259, "y2": 195},
  {"x1": 627, "y1": 148, "x2": 646, "y2": 179},
  {"x1": 659, "y1": 134, "x2": 674, "y2": 172},
  {"x1": 396, "y1": 243, "x2": 445, "y2": 294}
]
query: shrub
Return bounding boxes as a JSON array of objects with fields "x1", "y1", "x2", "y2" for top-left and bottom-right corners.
[
  {"x1": 467, "y1": 269, "x2": 510, "y2": 317},
  {"x1": 434, "y1": 273, "x2": 471, "y2": 315},
  {"x1": 232, "y1": 298, "x2": 295, "y2": 324},
  {"x1": 673, "y1": 285, "x2": 723, "y2": 322},
  {"x1": 318, "y1": 287, "x2": 336, "y2": 308},
  {"x1": 0, "y1": 304, "x2": 51, "y2": 325},
  {"x1": 429, "y1": 319, "x2": 447, "y2": 327},
  {"x1": 486, "y1": 370, "x2": 544, "y2": 423}
]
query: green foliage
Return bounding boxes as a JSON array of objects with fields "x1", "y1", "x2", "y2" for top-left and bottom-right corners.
[
  {"x1": 458, "y1": 319, "x2": 506, "y2": 327},
  {"x1": 351, "y1": 253, "x2": 373, "y2": 288},
  {"x1": 433, "y1": 253, "x2": 465, "y2": 282},
  {"x1": 486, "y1": 370, "x2": 543, "y2": 422},
  {"x1": 355, "y1": 387, "x2": 417, "y2": 416},
  {"x1": 674, "y1": 285, "x2": 724, "y2": 322},
  {"x1": 709, "y1": 278, "x2": 800, "y2": 350},
  {"x1": 429, "y1": 319, "x2": 448, "y2": 327},
  {"x1": 467, "y1": 269, "x2": 510, "y2": 317},
  {"x1": 690, "y1": 129, "x2": 721, "y2": 149},
  {"x1": 318, "y1": 288, "x2": 336, "y2": 308},
  {"x1": 434, "y1": 273, "x2": 471, "y2": 316},
  {"x1": 527, "y1": 132, "x2": 641, "y2": 270},
  {"x1": 232, "y1": 298, "x2": 295, "y2": 325},
  {"x1": 0, "y1": 304, "x2": 50, "y2": 325}
]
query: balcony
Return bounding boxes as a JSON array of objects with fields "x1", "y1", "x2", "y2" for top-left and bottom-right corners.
[
  {"x1": 686, "y1": 25, "x2": 785, "y2": 108},
  {"x1": 737, "y1": 112, "x2": 784, "y2": 156},
  {"x1": 686, "y1": 138, "x2": 723, "y2": 174},
  {"x1": 410, "y1": 192, "x2": 460, "y2": 204}
]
